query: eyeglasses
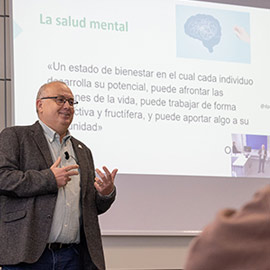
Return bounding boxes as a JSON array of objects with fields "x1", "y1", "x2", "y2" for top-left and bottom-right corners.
[{"x1": 40, "y1": 96, "x2": 78, "y2": 107}]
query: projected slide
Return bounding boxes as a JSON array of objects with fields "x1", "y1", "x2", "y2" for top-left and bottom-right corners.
[{"x1": 12, "y1": 0, "x2": 270, "y2": 178}]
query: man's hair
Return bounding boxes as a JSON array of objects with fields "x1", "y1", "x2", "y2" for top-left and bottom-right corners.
[{"x1": 36, "y1": 81, "x2": 67, "y2": 100}]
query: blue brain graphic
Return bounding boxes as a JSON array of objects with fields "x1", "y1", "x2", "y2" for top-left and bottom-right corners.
[{"x1": 184, "y1": 14, "x2": 221, "y2": 53}]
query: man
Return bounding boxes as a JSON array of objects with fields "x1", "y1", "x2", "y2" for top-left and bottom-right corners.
[
  {"x1": 232, "y1": 141, "x2": 241, "y2": 154},
  {"x1": 0, "y1": 81, "x2": 117, "y2": 269},
  {"x1": 258, "y1": 144, "x2": 267, "y2": 173},
  {"x1": 184, "y1": 185, "x2": 270, "y2": 270}
]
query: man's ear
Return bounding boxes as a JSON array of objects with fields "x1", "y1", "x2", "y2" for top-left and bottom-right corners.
[{"x1": 36, "y1": 99, "x2": 43, "y2": 114}]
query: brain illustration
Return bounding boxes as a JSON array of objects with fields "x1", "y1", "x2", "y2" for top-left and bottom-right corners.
[{"x1": 184, "y1": 14, "x2": 221, "y2": 53}]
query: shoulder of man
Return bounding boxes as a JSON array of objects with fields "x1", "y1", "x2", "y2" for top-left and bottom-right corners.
[
  {"x1": 0, "y1": 121, "x2": 41, "y2": 134},
  {"x1": 0, "y1": 121, "x2": 41, "y2": 140}
]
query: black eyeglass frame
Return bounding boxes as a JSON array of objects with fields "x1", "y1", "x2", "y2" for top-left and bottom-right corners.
[{"x1": 40, "y1": 96, "x2": 78, "y2": 106}]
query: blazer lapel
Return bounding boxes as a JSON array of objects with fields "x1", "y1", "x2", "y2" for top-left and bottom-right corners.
[
  {"x1": 30, "y1": 121, "x2": 54, "y2": 167},
  {"x1": 71, "y1": 138, "x2": 89, "y2": 198}
]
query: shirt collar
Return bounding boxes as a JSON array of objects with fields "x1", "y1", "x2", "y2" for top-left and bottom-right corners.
[{"x1": 39, "y1": 120, "x2": 71, "y2": 143}]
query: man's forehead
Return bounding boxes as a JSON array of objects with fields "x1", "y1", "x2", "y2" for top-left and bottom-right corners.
[{"x1": 46, "y1": 83, "x2": 73, "y2": 96}]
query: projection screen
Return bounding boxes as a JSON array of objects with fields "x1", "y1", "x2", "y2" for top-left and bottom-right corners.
[{"x1": 11, "y1": 0, "x2": 270, "y2": 235}]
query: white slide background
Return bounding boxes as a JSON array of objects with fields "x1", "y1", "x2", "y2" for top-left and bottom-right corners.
[{"x1": 11, "y1": 0, "x2": 270, "y2": 234}]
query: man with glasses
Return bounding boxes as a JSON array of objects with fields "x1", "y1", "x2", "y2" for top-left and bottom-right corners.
[{"x1": 0, "y1": 81, "x2": 117, "y2": 270}]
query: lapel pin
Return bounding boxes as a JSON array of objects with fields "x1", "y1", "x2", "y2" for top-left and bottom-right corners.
[{"x1": 78, "y1": 144, "x2": 83, "y2": 149}]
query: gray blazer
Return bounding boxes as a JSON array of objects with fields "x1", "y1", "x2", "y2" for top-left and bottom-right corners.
[{"x1": 0, "y1": 121, "x2": 116, "y2": 270}]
